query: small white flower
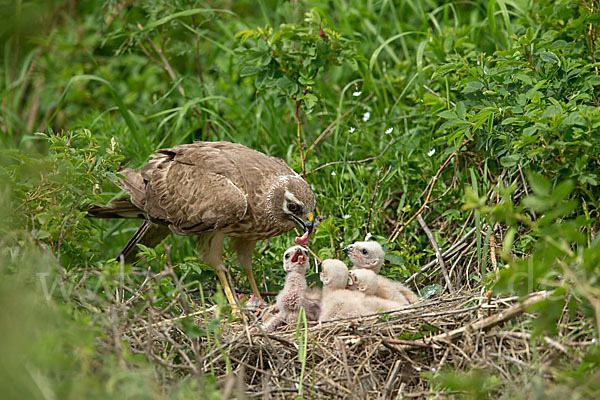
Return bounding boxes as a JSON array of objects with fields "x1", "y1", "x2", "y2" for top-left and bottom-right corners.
[
  {"x1": 385, "y1": 127, "x2": 393, "y2": 135},
  {"x1": 365, "y1": 232, "x2": 372, "y2": 241},
  {"x1": 306, "y1": 108, "x2": 313, "y2": 114},
  {"x1": 352, "y1": 91, "x2": 362, "y2": 97},
  {"x1": 428, "y1": 148, "x2": 436, "y2": 157},
  {"x1": 349, "y1": 126, "x2": 356, "y2": 133},
  {"x1": 331, "y1": 171, "x2": 336, "y2": 176},
  {"x1": 362, "y1": 111, "x2": 370, "y2": 122},
  {"x1": 499, "y1": 107, "x2": 502, "y2": 112},
  {"x1": 343, "y1": 214, "x2": 351, "y2": 219},
  {"x1": 477, "y1": 60, "x2": 480, "y2": 66}
]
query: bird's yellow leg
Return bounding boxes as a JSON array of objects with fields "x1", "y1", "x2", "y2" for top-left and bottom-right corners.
[
  {"x1": 231, "y1": 237, "x2": 262, "y2": 300},
  {"x1": 244, "y1": 269, "x2": 263, "y2": 300},
  {"x1": 215, "y1": 269, "x2": 239, "y2": 312}
]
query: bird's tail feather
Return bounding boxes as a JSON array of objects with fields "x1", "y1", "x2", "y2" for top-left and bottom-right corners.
[
  {"x1": 87, "y1": 197, "x2": 143, "y2": 219},
  {"x1": 119, "y1": 221, "x2": 171, "y2": 263}
]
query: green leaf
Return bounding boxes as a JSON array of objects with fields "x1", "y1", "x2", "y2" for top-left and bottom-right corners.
[
  {"x1": 463, "y1": 81, "x2": 483, "y2": 94},
  {"x1": 385, "y1": 253, "x2": 405, "y2": 266},
  {"x1": 528, "y1": 172, "x2": 551, "y2": 196},
  {"x1": 439, "y1": 110, "x2": 458, "y2": 119},
  {"x1": 239, "y1": 65, "x2": 259, "y2": 77},
  {"x1": 523, "y1": 125, "x2": 537, "y2": 136},
  {"x1": 540, "y1": 51, "x2": 560, "y2": 65},
  {"x1": 500, "y1": 154, "x2": 519, "y2": 167},
  {"x1": 456, "y1": 101, "x2": 467, "y2": 120},
  {"x1": 420, "y1": 284, "x2": 443, "y2": 300},
  {"x1": 276, "y1": 76, "x2": 298, "y2": 95}
]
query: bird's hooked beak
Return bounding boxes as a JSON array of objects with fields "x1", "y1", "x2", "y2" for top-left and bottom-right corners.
[
  {"x1": 342, "y1": 245, "x2": 353, "y2": 254},
  {"x1": 293, "y1": 213, "x2": 323, "y2": 246},
  {"x1": 292, "y1": 212, "x2": 316, "y2": 234}
]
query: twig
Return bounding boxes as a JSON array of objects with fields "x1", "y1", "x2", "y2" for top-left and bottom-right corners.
[
  {"x1": 227, "y1": 354, "x2": 337, "y2": 397},
  {"x1": 308, "y1": 139, "x2": 394, "y2": 175},
  {"x1": 405, "y1": 227, "x2": 477, "y2": 283},
  {"x1": 518, "y1": 163, "x2": 537, "y2": 221},
  {"x1": 137, "y1": 23, "x2": 186, "y2": 98},
  {"x1": 308, "y1": 93, "x2": 374, "y2": 152},
  {"x1": 364, "y1": 305, "x2": 482, "y2": 331},
  {"x1": 423, "y1": 84, "x2": 456, "y2": 107},
  {"x1": 417, "y1": 214, "x2": 455, "y2": 294},
  {"x1": 381, "y1": 359, "x2": 402, "y2": 400},
  {"x1": 488, "y1": 331, "x2": 569, "y2": 355},
  {"x1": 388, "y1": 139, "x2": 471, "y2": 242},
  {"x1": 417, "y1": 291, "x2": 550, "y2": 346}
]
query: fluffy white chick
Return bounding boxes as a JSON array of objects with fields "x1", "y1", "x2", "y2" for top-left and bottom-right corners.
[
  {"x1": 348, "y1": 268, "x2": 408, "y2": 312},
  {"x1": 318, "y1": 259, "x2": 367, "y2": 321},
  {"x1": 263, "y1": 246, "x2": 320, "y2": 332},
  {"x1": 343, "y1": 241, "x2": 419, "y2": 304}
]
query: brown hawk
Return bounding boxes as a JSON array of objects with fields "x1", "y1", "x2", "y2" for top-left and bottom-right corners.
[{"x1": 89, "y1": 141, "x2": 316, "y2": 308}]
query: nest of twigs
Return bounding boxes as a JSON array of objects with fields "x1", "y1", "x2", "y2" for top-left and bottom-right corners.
[{"x1": 115, "y1": 288, "x2": 593, "y2": 399}]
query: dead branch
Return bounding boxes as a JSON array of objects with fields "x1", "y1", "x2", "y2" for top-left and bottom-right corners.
[
  {"x1": 388, "y1": 139, "x2": 471, "y2": 242},
  {"x1": 308, "y1": 93, "x2": 374, "y2": 152},
  {"x1": 308, "y1": 139, "x2": 395, "y2": 175},
  {"x1": 417, "y1": 214, "x2": 455, "y2": 294},
  {"x1": 405, "y1": 227, "x2": 477, "y2": 283}
]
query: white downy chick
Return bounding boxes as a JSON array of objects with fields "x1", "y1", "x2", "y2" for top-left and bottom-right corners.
[
  {"x1": 318, "y1": 259, "x2": 367, "y2": 321},
  {"x1": 343, "y1": 241, "x2": 419, "y2": 304},
  {"x1": 263, "y1": 246, "x2": 319, "y2": 332},
  {"x1": 348, "y1": 268, "x2": 408, "y2": 312}
]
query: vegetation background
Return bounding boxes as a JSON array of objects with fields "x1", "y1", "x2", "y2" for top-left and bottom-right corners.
[{"x1": 1, "y1": 0, "x2": 599, "y2": 398}]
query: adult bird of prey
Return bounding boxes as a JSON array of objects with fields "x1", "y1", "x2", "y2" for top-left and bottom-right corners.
[{"x1": 88, "y1": 141, "x2": 317, "y2": 308}]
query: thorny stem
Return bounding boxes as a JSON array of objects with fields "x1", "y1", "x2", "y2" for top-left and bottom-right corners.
[
  {"x1": 309, "y1": 139, "x2": 394, "y2": 174},
  {"x1": 308, "y1": 93, "x2": 374, "y2": 153},
  {"x1": 388, "y1": 139, "x2": 471, "y2": 243}
]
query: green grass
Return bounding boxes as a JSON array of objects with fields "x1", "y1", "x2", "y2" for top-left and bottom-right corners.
[{"x1": 2, "y1": 0, "x2": 600, "y2": 398}]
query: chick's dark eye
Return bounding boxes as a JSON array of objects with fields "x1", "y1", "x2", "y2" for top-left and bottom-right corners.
[
  {"x1": 288, "y1": 203, "x2": 300, "y2": 213},
  {"x1": 285, "y1": 253, "x2": 291, "y2": 259},
  {"x1": 362, "y1": 249, "x2": 368, "y2": 255}
]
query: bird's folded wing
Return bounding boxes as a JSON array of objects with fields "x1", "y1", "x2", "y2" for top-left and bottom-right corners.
[{"x1": 142, "y1": 160, "x2": 248, "y2": 235}]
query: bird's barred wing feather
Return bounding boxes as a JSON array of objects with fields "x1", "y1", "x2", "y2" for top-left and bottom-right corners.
[{"x1": 137, "y1": 144, "x2": 248, "y2": 235}]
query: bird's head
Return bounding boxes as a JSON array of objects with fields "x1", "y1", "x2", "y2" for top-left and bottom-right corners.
[
  {"x1": 319, "y1": 259, "x2": 349, "y2": 289},
  {"x1": 347, "y1": 269, "x2": 378, "y2": 295},
  {"x1": 283, "y1": 245, "x2": 310, "y2": 273},
  {"x1": 342, "y1": 241, "x2": 385, "y2": 273},
  {"x1": 267, "y1": 176, "x2": 317, "y2": 242}
]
